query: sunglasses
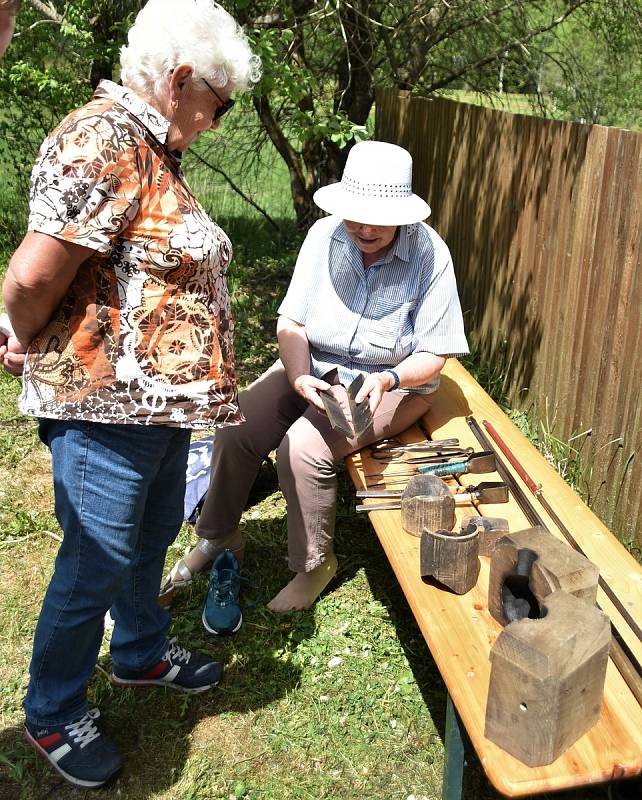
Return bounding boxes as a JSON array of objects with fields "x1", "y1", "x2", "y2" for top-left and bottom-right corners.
[{"x1": 202, "y1": 78, "x2": 235, "y2": 121}]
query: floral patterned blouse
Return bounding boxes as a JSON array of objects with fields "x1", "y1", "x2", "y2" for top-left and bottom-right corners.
[{"x1": 19, "y1": 80, "x2": 243, "y2": 429}]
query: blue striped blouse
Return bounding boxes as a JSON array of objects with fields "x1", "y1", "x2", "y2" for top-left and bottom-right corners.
[{"x1": 278, "y1": 216, "x2": 469, "y2": 394}]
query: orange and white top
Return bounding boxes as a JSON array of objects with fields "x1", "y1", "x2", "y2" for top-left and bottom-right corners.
[{"x1": 20, "y1": 80, "x2": 242, "y2": 430}]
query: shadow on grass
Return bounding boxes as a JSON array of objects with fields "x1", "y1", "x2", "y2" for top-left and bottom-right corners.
[
  {"x1": 4, "y1": 615, "x2": 309, "y2": 798},
  {"x1": 0, "y1": 461, "x2": 313, "y2": 800}
]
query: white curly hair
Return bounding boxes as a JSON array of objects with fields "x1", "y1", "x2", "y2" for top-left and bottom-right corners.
[{"x1": 120, "y1": 0, "x2": 261, "y2": 96}]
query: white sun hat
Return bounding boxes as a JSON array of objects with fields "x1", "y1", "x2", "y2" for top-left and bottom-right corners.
[{"x1": 313, "y1": 140, "x2": 431, "y2": 226}]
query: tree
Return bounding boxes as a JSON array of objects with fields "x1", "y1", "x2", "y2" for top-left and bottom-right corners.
[
  {"x1": 0, "y1": 1, "x2": 138, "y2": 180},
  {"x1": 227, "y1": 0, "x2": 640, "y2": 226},
  {"x1": 2, "y1": 0, "x2": 641, "y2": 228},
  {"x1": 541, "y1": 1, "x2": 642, "y2": 128}
]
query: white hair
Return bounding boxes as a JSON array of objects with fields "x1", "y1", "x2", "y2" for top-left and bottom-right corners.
[{"x1": 120, "y1": 0, "x2": 261, "y2": 96}]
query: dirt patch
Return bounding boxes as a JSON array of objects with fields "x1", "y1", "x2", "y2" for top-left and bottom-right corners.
[
  {"x1": 191, "y1": 712, "x2": 266, "y2": 762},
  {"x1": 3, "y1": 447, "x2": 53, "y2": 514}
]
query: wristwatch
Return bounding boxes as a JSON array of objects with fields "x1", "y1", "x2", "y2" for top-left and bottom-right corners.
[{"x1": 383, "y1": 368, "x2": 400, "y2": 391}]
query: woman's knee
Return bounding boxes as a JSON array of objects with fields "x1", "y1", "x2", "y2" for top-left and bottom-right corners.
[{"x1": 275, "y1": 429, "x2": 333, "y2": 483}]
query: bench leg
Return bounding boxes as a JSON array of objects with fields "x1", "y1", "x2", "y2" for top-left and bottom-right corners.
[{"x1": 442, "y1": 693, "x2": 466, "y2": 800}]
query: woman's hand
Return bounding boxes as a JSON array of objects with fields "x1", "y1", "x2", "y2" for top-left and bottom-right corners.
[
  {"x1": 0, "y1": 315, "x2": 26, "y2": 377},
  {"x1": 277, "y1": 315, "x2": 330, "y2": 411},
  {"x1": 3, "y1": 232, "x2": 92, "y2": 350},
  {"x1": 354, "y1": 371, "x2": 395, "y2": 415},
  {"x1": 293, "y1": 374, "x2": 331, "y2": 412},
  {"x1": 0, "y1": 336, "x2": 27, "y2": 376}
]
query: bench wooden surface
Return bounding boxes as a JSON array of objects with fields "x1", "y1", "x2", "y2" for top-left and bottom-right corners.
[{"x1": 346, "y1": 358, "x2": 642, "y2": 797}]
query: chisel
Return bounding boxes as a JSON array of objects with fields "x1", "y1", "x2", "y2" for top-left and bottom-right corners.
[{"x1": 355, "y1": 481, "x2": 508, "y2": 511}]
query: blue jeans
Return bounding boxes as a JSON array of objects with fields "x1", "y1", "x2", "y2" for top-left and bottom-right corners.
[{"x1": 24, "y1": 419, "x2": 191, "y2": 726}]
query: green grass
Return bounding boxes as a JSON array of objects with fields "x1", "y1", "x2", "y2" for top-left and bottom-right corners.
[
  {"x1": 0, "y1": 485, "x2": 445, "y2": 796},
  {"x1": 0, "y1": 135, "x2": 623, "y2": 800},
  {"x1": 461, "y1": 349, "x2": 593, "y2": 503},
  {"x1": 0, "y1": 174, "x2": 28, "y2": 271},
  {"x1": 0, "y1": 457, "x2": 617, "y2": 800},
  {"x1": 435, "y1": 89, "x2": 556, "y2": 119}
]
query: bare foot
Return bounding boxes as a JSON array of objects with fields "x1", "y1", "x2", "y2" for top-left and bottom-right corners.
[{"x1": 267, "y1": 554, "x2": 338, "y2": 611}]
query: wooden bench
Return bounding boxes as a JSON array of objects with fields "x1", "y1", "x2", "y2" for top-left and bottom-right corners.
[{"x1": 345, "y1": 358, "x2": 642, "y2": 799}]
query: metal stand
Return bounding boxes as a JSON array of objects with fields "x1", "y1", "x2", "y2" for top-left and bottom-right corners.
[{"x1": 442, "y1": 694, "x2": 466, "y2": 800}]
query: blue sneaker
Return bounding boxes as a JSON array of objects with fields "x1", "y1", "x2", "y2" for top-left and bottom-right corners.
[
  {"x1": 202, "y1": 549, "x2": 242, "y2": 635},
  {"x1": 111, "y1": 637, "x2": 222, "y2": 693},
  {"x1": 24, "y1": 708, "x2": 122, "y2": 788}
]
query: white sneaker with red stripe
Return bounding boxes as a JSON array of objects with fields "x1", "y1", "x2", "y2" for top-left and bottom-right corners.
[
  {"x1": 24, "y1": 708, "x2": 122, "y2": 788},
  {"x1": 110, "y1": 637, "x2": 222, "y2": 693}
]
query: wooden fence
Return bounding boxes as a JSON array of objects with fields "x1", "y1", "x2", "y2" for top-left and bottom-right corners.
[{"x1": 376, "y1": 90, "x2": 642, "y2": 546}]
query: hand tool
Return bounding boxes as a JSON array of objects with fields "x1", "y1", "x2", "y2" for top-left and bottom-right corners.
[
  {"x1": 416, "y1": 450, "x2": 496, "y2": 477},
  {"x1": 370, "y1": 438, "x2": 460, "y2": 454},
  {"x1": 370, "y1": 447, "x2": 473, "y2": 463},
  {"x1": 364, "y1": 451, "x2": 495, "y2": 485},
  {"x1": 355, "y1": 481, "x2": 508, "y2": 511},
  {"x1": 368, "y1": 448, "x2": 474, "y2": 467}
]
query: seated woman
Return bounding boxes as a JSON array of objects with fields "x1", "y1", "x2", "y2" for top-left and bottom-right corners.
[{"x1": 161, "y1": 140, "x2": 469, "y2": 620}]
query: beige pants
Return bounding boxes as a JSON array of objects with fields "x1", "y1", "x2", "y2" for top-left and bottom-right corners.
[{"x1": 196, "y1": 360, "x2": 433, "y2": 572}]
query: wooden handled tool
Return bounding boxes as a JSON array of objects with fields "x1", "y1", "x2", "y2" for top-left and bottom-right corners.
[
  {"x1": 370, "y1": 438, "x2": 460, "y2": 454},
  {"x1": 417, "y1": 451, "x2": 496, "y2": 477},
  {"x1": 356, "y1": 481, "x2": 508, "y2": 511},
  {"x1": 370, "y1": 448, "x2": 474, "y2": 465},
  {"x1": 365, "y1": 449, "x2": 487, "y2": 481}
]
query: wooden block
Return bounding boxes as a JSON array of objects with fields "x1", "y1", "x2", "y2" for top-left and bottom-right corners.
[
  {"x1": 488, "y1": 527, "x2": 600, "y2": 626},
  {"x1": 420, "y1": 526, "x2": 480, "y2": 594},
  {"x1": 461, "y1": 515, "x2": 509, "y2": 556},
  {"x1": 485, "y1": 590, "x2": 611, "y2": 766},
  {"x1": 400, "y1": 474, "x2": 455, "y2": 536}
]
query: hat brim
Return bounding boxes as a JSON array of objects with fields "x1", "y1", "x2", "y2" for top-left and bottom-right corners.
[{"x1": 313, "y1": 183, "x2": 431, "y2": 226}]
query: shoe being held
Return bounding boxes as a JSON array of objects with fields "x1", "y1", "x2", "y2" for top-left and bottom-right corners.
[
  {"x1": 202, "y1": 549, "x2": 242, "y2": 636},
  {"x1": 111, "y1": 637, "x2": 222, "y2": 693},
  {"x1": 24, "y1": 708, "x2": 122, "y2": 789}
]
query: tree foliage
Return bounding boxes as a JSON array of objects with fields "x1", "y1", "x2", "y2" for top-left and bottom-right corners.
[
  {"x1": 541, "y1": 1, "x2": 642, "y2": 127},
  {"x1": 231, "y1": 0, "x2": 642, "y2": 225},
  {"x1": 0, "y1": 1, "x2": 138, "y2": 181},
  {"x1": 1, "y1": 0, "x2": 641, "y2": 228}
]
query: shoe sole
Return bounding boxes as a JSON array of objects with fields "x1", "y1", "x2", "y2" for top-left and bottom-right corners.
[
  {"x1": 202, "y1": 608, "x2": 242, "y2": 636},
  {"x1": 109, "y1": 674, "x2": 220, "y2": 693},
  {"x1": 24, "y1": 728, "x2": 120, "y2": 788}
]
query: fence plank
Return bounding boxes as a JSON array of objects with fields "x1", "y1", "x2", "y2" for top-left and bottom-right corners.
[{"x1": 376, "y1": 90, "x2": 642, "y2": 546}]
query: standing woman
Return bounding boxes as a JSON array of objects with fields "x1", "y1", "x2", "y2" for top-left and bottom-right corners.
[{"x1": 1, "y1": 0, "x2": 260, "y2": 788}]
